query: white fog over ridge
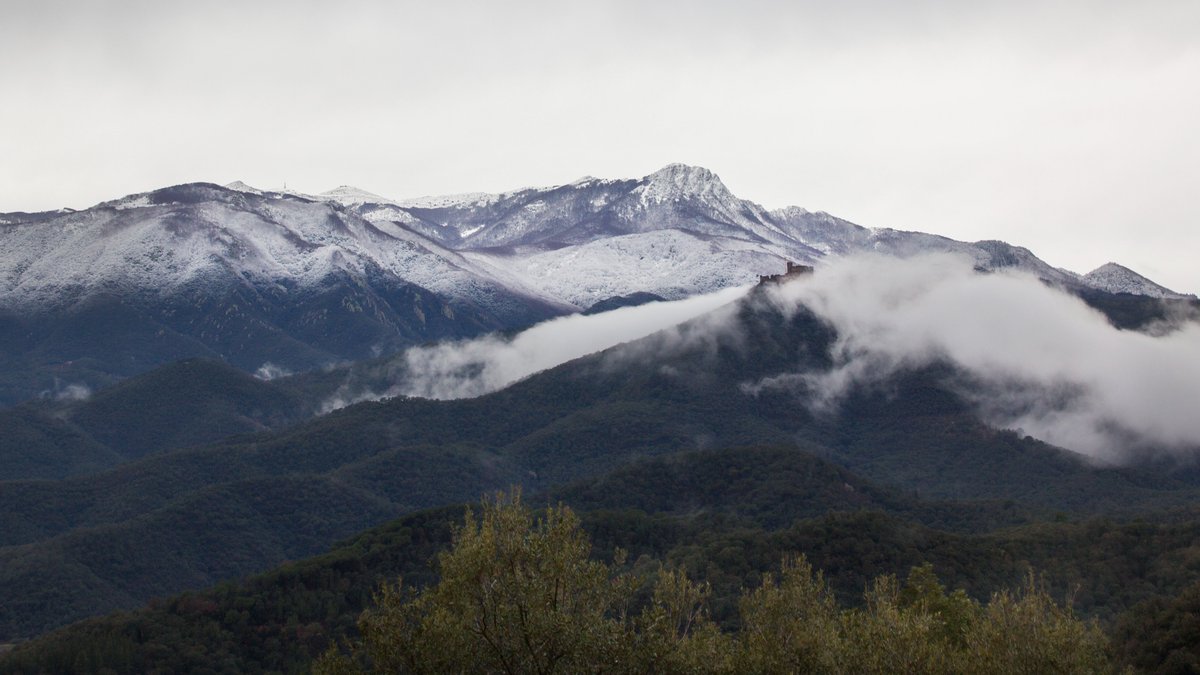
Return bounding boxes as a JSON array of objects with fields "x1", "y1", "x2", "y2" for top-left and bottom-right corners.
[
  {"x1": 319, "y1": 284, "x2": 751, "y2": 410},
  {"x1": 327, "y1": 251, "x2": 1200, "y2": 464},
  {"x1": 399, "y1": 285, "x2": 751, "y2": 400},
  {"x1": 754, "y1": 254, "x2": 1200, "y2": 463}
]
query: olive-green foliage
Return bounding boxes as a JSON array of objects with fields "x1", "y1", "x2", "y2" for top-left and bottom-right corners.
[
  {"x1": 737, "y1": 556, "x2": 841, "y2": 673},
  {"x1": 318, "y1": 494, "x2": 1113, "y2": 675},
  {"x1": 962, "y1": 575, "x2": 1112, "y2": 674},
  {"x1": 362, "y1": 493, "x2": 633, "y2": 673},
  {"x1": 738, "y1": 560, "x2": 1111, "y2": 674},
  {"x1": 317, "y1": 492, "x2": 727, "y2": 674}
]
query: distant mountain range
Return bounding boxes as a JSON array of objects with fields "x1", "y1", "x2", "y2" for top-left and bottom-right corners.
[{"x1": 0, "y1": 164, "x2": 1190, "y2": 404}]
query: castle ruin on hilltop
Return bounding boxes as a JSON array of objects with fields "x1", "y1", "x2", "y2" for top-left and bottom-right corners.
[{"x1": 758, "y1": 261, "x2": 813, "y2": 285}]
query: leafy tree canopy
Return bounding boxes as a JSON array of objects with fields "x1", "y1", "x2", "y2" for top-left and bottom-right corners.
[{"x1": 318, "y1": 492, "x2": 1113, "y2": 674}]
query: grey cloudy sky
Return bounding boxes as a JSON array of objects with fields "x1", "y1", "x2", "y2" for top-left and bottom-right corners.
[{"x1": 3, "y1": 0, "x2": 1198, "y2": 292}]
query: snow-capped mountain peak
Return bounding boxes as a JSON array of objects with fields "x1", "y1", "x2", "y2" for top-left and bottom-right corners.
[
  {"x1": 224, "y1": 181, "x2": 263, "y2": 196},
  {"x1": 1082, "y1": 262, "x2": 1192, "y2": 299},
  {"x1": 319, "y1": 185, "x2": 396, "y2": 207},
  {"x1": 636, "y1": 163, "x2": 734, "y2": 205},
  {"x1": 770, "y1": 205, "x2": 812, "y2": 219}
]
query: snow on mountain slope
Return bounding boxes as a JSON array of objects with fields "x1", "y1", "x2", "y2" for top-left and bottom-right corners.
[
  {"x1": 466, "y1": 229, "x2": 785, "y2": 308},
  {"x1": 635, "y1": 163, "x2": 730, "y2": 205},
  {"x1": 317, "y1": 164, "x2": 1139, "y2": 305},
  {"x1": 318, "y1": 185, "x2": 396, "y2": 207},
  {"x1": 3, "y1": 164, "x2": 1185, "y2": 323},
  {"x1": 397, "y1": 191, "x2": 508, "y2": 210},
  {"x1": 0, "y1": 192, "x2": 344, "y2": 306},
  {"x1": 768, "y1": 207, "x2": 869, "y2": 255},
  {"x1": 0, "y1": 183, "x2": 562, "y2": 321},
  {"x1": 442, "y1": 164, "x2": 799, "y2": 252},
  {"x1": 1082, "y1": 263, "x2": 1194, "y2": 299},
  {"x1": 351, "y1": 165, "x2": 801, "y2": 256},
  {"x1": 224, "y1": 180, "x2": 263, "y2": 196}
]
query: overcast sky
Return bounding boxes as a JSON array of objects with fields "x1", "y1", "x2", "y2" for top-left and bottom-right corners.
[{"x1": 3, "y1": 0, "x2": 1198, "y2": 292}]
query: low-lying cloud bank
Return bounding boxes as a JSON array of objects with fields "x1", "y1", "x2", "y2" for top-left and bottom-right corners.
[
  {"x1": 343, "y1": 285, "x2": 749, "y2": 404},
  {"x1": 756, "y1": 253, "x2": 1200, "y2": 463},
  {"x1": 322, "y1": 251, "x2": 1199, "y2": 464}
]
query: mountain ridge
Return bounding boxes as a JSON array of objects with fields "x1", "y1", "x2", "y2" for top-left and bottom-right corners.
[
  {"x1": 1, "y1": 165, "x2": 1191, "y2": 406},
  {"x1": 224, "y1": 167, "x2": 1194, "y2": 301},
  {"x1": 10, "y1": 165, "x2": 1186, "y2": 298}
]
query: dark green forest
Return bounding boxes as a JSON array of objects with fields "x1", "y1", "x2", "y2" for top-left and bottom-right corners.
[
  {"x1": 4, "y1": 447, "x2": 1200, "y2": 673},
  {"x1": 2, "y1": 289, "x2": 1199, "y2": 672}
]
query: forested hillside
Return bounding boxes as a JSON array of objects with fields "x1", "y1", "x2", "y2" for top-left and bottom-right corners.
[
  {"x1": 4, "y1": 472, "x2": 1197, "y2": 673},
  {"x1": 5, "y1": 292, "x2": 1198, "y2": 644},
  {"x1": 2, "y1": 281, "x2": 1199, "y2": 672}
]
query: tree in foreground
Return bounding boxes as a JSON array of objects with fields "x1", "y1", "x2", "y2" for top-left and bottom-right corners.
[
  {"x1": 316, "y1": 491, "x2": 1114, "y2": 674},
  {"x1": 315, "y1": 490, "x2": 723, "y2": 674}
]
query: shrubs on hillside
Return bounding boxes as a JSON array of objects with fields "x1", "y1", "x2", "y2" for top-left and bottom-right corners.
[{"x1": 317, "y1": 492, "x2": 1112, "y2": 674}]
